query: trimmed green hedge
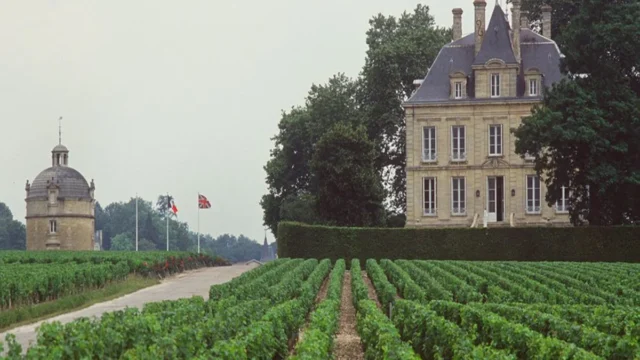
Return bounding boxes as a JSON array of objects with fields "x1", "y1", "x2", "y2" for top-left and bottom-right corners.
[{"x1": 276, "y1": 222, "x2": 640, "y2": 262}]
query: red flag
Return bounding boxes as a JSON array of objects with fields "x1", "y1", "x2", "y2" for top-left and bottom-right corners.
[
  {"x1": 198, "y1": 194, "x2": 211, "y2": 209},
  {"x1": 170, "y1": 199, "x2": 178, "y2": 214}
]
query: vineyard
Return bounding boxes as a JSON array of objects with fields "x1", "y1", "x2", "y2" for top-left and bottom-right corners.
[
  {"x1": 1, "y1": 258, "x2": 639, "y2": 359},
  {"x1": 0, "y1": 251, "x2": 224, "y2": 310}
]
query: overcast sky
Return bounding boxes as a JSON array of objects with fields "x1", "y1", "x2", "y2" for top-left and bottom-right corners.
[{"x1": 0, "y1": 0, "x2": 502, "y2": 244}]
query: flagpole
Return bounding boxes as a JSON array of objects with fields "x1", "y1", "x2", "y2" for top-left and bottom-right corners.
[
  {"x1": 135, "y1": 194, "x2": 139, "y2": 251},
  {"x1": 166, "y1": 193, "x2": 169, "y2": 251},
  {"x1": 197, "y1": 192, "x2": 201, "y2": 254}
]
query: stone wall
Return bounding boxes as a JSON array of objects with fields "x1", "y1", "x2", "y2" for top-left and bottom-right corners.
[
  {"x1": 26, "y1": 198, "x2": 95, "y2": 250},
  {"x1": 406, "y1": 100, "x2": 571, "y2": 228}
]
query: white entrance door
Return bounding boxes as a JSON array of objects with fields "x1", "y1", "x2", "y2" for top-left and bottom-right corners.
[{"x1": 487, "y1": 177, "x2": 497, "y2": 223}]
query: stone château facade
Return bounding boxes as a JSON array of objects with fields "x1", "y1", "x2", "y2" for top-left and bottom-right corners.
[
  {"x1": 25, "y1": 142, "x2": 96, "y2": 250},
  {"x1": 404, "y1": 0, "x2": 570, "y2": 227}
]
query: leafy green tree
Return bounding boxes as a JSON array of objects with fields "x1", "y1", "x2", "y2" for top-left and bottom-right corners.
[
  {"x1": 279, "y1": 193, "x2": 321, "y2": 225},
  {"x1": 138, "y1": 238, "x2": 157, "y2": 251},
  {"x1": 311, "y1": 123, "x2": 386, "y2": 227},
  {"x1": 513, "y1": 0, "x2": 640, "y2": 225},
  {"x1": 358, "y1": 4, "x2": 451, "y2": 212},
  {"x1": 110, "y1": 233, "x2": 134, "y2": 251},
  {"x1": 510, "y1": 0, "x2": 579, "y2": 40},
  {"x1": 260, "y1": 74, "x2": 363, "y2": 235},
  {"x1": 0, "y1": 202, "x2": 26, "y2": 250}
]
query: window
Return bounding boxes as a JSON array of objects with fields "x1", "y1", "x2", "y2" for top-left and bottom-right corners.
[
  {"x1": 423, "y1": 177, "x2": 437, "y2": 216},
  {"x1": 526, "y1": 175, "x2": 541, "y2": 214},
  {"x1": 49, "y1": 219, "x2": 57, "y2": 234},
  {"x1": 422, "y1": 126, "x2": 437, "y2": 162},
  {"x1": 529, "y1": 78, "x2": 538, "y2": 96},
  {"x1": 488, "y1": 124, "x2": 502, "y2": 156},
  {"x1": 451, "y1": 177, "x2": 466, "y2": 215},
  {"x1": 454, "y1": 82, "x2": 463, "y2": 99},
  {"x1": 491, "y1": 73, "x2": 501, "y2": 97},
  {"x1": 556, "y1": 186, "x2": 570, "y2": 213},
  {"x1": 451, "y1": 126, "x2": 466, "y2": 161}
]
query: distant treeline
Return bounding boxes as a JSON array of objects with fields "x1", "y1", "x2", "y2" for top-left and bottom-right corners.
[{"x1": 0, "y1": 197, "x2": 271, "y2": 263}]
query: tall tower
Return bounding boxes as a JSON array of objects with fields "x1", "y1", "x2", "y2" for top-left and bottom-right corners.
[{"x1": 25, "y1": 123, "x2": 96, "y2": 250}]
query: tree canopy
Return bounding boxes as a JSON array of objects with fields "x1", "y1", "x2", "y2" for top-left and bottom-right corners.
[
  {"x1": 260, "y1": 4, "x2": 450, "y2": 234},
  {"x1": 0, "y1": 202, "x2": 26, "y2": 250},
  {"x1": 513, "y1": 0, "x2": 640, "y2": 225}
]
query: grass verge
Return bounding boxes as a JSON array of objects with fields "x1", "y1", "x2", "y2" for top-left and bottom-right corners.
[{"x1": 0, "y1": 275, "x2": 159, "y2": 333}]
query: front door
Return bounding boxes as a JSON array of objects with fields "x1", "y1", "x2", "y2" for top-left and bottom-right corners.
[{"x1": 487, "y1": 176, "x2": 504, "y2": 222}]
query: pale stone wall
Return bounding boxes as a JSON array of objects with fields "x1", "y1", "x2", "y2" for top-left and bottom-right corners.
[
  {"x1": 406, "y1": 100, "x2": 571, "y2": 228},
  {"x1": 26, "y1": 198, "x2": 95, "y2": 250}
]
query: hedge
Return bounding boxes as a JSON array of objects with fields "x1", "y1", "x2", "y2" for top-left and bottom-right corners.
[{"x1": 276, "y1": 222, "x2": 640, "y2": 262}]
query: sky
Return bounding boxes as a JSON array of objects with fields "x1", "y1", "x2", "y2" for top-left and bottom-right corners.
[{"x1": 0, "y1": 0, "x2": 504, "y2": 244}]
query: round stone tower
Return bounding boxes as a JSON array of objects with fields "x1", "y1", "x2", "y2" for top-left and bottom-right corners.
[{"x1": 25, "y1": 141, "x2": 96, "y2": 250}]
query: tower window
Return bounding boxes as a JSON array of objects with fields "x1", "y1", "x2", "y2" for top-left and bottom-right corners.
[{"x1": 49, "y1": 219, "x2": 57, "y2": 234}]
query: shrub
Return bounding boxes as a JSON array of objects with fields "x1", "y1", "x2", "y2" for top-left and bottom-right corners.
[{"x1": 277, "y1": 222, "x2": 640, "y2": 262}]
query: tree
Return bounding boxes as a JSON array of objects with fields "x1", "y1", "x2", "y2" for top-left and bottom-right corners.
[
  {"x1": 155, "y1": 195, "x2": 177, "y2": 219},
  {"x1": 358, "y1": 4, "x2": 451, "y2": 212},
  {"x1": 260, "y1": 74, "x2": 364, "y2": 235},
  {"x1": 510, "y1": 0, "x2": 579, "y2": 40},
  {"x1": 110, "y1": 233, "x2": 135, "y2": 251},
  {"x1": 0, "y1": 202, "x2": 26, "y2": 250},
  {"x1": 513, "y1": 0, "x2": 640, "y2": 225},
  {"x1": 311, "y1": 123, "x2": 386, "y2": 227}
]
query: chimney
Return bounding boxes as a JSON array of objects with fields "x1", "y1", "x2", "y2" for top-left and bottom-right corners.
[
  {"x1": 520, "y1": 10, "x2": 529, "y2": 29},
  {"x1": 541, "y1": 4, "x2": 552, "y2": 38},
  {"x1": 511, "y1": 0, "x2": 521, "y2": 62},
  {"x1": 452, "y1": 8, "x2": 463, "y2": 41},
  {"x1": 474, "y1": 0, "x2": 487, "y2": 55}
]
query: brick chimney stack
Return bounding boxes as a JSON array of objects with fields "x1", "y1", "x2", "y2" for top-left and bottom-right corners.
[
  {"x1": 541, "y1": 4, "x2": 552, "y2": 38},
  {"x1": 452, "y1": 8, "x2": 463, "y2": 41},
  {"x1": 511, "y1": 0, "x2": 521, "y2": 62},
  {"x1": 520, "y1": 10, "x2": 529, "y2": 29},
  {"x1": 474, "y1": 0, "x2": 487, "y2": 55}
]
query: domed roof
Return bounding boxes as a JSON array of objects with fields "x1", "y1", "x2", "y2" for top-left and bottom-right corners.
[
  {"x1": 52, "y1": 144, "x2": 69, "y2": 152},
  {"x1": 27, "y1": 166, "x2": 92, "y2": 200}
]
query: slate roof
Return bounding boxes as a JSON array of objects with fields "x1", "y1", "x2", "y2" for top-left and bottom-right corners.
[
  {"x1": 406, "y1": 4, "x2": 563, "y2": 105},
  {"x1": 474, "y1": 5, "x2": 517, "y2": 65},
  {"x1": 27, "y1": 166, "x2": 92, "y2": 200}
]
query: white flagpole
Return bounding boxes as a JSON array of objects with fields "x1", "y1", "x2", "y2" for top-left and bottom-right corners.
[
  {"x1": 197, "y1": 193, "x2": 201, "y2": 254},
  {"x1": 135, "y1": 194, "x2": 139, "y2": 251},
  {"x1": 166, "y1": 194, "x2": 169, "y2": 251}
]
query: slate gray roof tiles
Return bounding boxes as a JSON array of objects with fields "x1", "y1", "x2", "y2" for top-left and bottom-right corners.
[
  {"x1": 473, "y1": 5, "x2": 517, "y2": 65},
  {"x1": 27, "y1": 166, "x2": 92, "y2": 200},
  {"x1": 406, "y1": 5, "x2": 563, "y2": 105}
]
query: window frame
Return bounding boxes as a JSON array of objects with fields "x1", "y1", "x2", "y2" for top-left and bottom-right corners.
[
  {"x1": 450, "y1": 125, "x2": 466, "y2": 162},
  {"x1": 529, "y1": 78, "x2": 538, "y2": 96},
  {"x1": 525, "y1": 175, "x2": 541, "y2": 214},
  {"x1": 49, "y1": 219, "x2": 57, "y2": 234},
  {"x1": 491, "y1": 73, "x2": 501, "y2": 97},
  {"x1": 423, "y1": 177, "x2": 437, "y2": 216},
  {"x1": 451, "y1": 177, "x2": 466, "y2": 215},
  {"x1": 555, "y1": 186, "x2": 570, "y2": 213},
  {"x1": 488, "y1": 124, "x2": 503, "y2": 157},
  {"x1": 454, "y1": 81, "x2": 463, "y2": 99},
  {"x1": 422, "y1": 126, "x2": 437, "y2": 162}
]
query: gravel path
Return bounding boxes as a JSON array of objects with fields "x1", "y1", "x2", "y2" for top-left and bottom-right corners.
[
  {"x1": 0, "y1": 263, "x2": 257, "y2": 354},
  {"x1": 334, "y1": 271, "x2": 365, "y2": 360}
]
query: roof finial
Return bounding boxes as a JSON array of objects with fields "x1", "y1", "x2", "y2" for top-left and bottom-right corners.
[{"x1": 58, "y1": 116, "x2": 63, "y2": 144}]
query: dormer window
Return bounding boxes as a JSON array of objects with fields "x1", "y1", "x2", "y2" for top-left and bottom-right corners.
[
  {"x1": 454, "y1": 82, "x2": 463, "y2": 99},
  {"x1": 449, "y1": 72, "x2": 467, "y2": 100},
  {"x1": 525, "y1": 68, "x2": 542, "y2": 98},
  {"x1": 491, "y1": 73, "x2": 501, "y2": 97},
  {"x1": 529, "y1": 78, "x2": 538, "y2": 96}
]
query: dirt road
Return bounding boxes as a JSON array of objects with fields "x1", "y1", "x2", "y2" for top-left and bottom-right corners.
[{"x1": 0, "y1": 263, "x2": 257, "y2": 354}]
